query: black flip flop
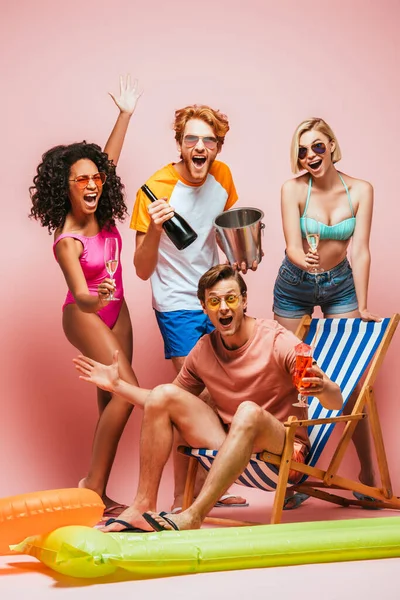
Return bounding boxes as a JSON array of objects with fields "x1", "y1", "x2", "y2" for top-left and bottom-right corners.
[
  {"x1": 104, "y1": 518, "x2": 153, "y2": 533},
  {"x1": 142, "y1": 511, "x2": 180, "y2": 531},
  {"x1": 353, "y1": 492, "x2": 383, "y2": 510}
]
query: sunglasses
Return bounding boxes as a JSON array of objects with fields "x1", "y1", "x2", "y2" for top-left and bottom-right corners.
[
  {"x1": 206, "y1": 294, "x2": 241, "y2": 311},
  {"x1": 69, "y1": 172, "x2": 107, "y2": 190},
  {"x1": 183, "y1": 135, "x2": 218, "y2": 150},
  {"x1": 298, "y1": 142, "x2": 326, "y2": 160}
]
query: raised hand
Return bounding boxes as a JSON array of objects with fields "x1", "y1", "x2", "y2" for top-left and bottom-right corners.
[
  {"x1": 73, "y1": 350, "x2": 121, "y2": 392},
  {"x1": 109, "y1": 74, "x2": 143, "y2": 115}
]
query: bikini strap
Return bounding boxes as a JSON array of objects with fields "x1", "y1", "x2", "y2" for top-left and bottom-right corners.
[
  {"x1": 301, "y1": 177, "x2": 313, "y2": 217},
  {"x1": 338, "y1": 173, "x2": 355, "y2": 217}
]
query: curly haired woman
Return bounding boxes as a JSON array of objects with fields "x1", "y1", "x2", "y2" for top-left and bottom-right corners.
[{"x1": 30, "y1": 76, "x2": 148, "y2": 519}]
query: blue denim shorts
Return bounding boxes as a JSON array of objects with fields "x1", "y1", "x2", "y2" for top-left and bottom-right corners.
[
  {"x1": 273, "y1": 256, "x2": 358, "y2": 319},
  {"x1": 155, "y1": 309, "x2": 215, "y2": 359}
]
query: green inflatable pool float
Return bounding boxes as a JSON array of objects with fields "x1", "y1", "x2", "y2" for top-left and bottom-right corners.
[{"x1": 12, "y1": 517, "x2": 400, "y2": 579}]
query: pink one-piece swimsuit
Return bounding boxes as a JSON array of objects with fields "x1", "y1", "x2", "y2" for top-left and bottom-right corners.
[{"x1": 53, "y1": 225, "x2": 124, "y2": 329}]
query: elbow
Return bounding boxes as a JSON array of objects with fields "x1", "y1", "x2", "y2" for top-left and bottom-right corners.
[
  {"x1": 351, "y1": 245, "x2": 371, "y2": 264},
  {"x1": 137, "y1": 270, "x2": 151, "y2": 281},
  {"x1": 330, "y1": 387, "x2": 344, "y2": 411},
  {"x1": 133, "y1": 258, "x2": 151, "y2": 281},
  {"x1": 321, "y1": 384, "x2": 343, "y2": 411},
  {"x1": 332, "y1": 395, "x2": 344, "y2": 411}
]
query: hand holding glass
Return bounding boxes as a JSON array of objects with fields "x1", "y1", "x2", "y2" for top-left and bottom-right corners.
[
  {"x1": 104, "y1": 238, "x2": 119, "y2": 301},
  {"x1": 304, "y1": 214, "x2": 324, "y2": 273},
  {"x1": 292, "y1": 342, "x2": 313, "y2": 408}
]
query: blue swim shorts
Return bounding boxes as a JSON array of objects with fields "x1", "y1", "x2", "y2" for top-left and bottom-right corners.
[
  {"x1": 273, "y1": 255, "x2": 358, "y2": 319},
  {"x1": 154, "y1": 309, "x2": 215, "y2": 359}
]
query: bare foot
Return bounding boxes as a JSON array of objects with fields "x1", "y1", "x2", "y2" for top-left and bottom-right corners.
[
  {"x1": 359, "y1": 469, "x2": 377, "y2": 488},
  {"x1": 100, "y1": 505, "x2": 154, "y2": 532},
  {"x1": 78, "y1": 478, "x2": 127, "y2": 517}
]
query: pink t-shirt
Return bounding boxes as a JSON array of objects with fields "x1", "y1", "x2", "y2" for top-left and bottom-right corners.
[{"x1": 176, "y1": 318, "x2": 309, "y2": 450}]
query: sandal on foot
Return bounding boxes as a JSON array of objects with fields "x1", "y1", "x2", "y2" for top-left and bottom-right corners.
[
  {"x1": 214, "y1": 494, "x2": 249, "y2": 508},
  {"x1": 102, "y1": 503, "x2": 129, "y2": 519},
  {"x1": 283, "y1": 493, "x2": 309, "y2": 510},
  {"x1": 171, "y1": 494, "x2": 249, "y2": 514},
  {"x1": 104, "y1": 518, "x2": 153, "y2": 533},
  {"x1": 142, "y1": 511, "x2": 180, "y2": 532},
  {"x1": 353, "y1": 491, "x2": 383, "y2": 510}
]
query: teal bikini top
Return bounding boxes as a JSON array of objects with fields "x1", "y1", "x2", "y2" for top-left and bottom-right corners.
[{"x1": 300, "y1": 174, "x2": 356, "y2": 241}]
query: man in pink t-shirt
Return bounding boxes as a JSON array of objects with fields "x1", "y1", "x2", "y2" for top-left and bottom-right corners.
[{"x1": 74, "y1": 264, "x2": 343, "y2": 533}]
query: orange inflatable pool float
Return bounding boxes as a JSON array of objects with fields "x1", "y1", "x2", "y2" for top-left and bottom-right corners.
[{"x1": 0, "y1": 487, "x2": 104, "y2": 555}]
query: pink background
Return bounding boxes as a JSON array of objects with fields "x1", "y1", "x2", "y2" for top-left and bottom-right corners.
[{"x1": 1, "y1": 0, "x2": 399, "y2": 505}]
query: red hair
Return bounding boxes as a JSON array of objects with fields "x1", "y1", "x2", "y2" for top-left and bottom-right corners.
[{"x1": 174, "y1": 104, "x2": 230, "y2": 149}]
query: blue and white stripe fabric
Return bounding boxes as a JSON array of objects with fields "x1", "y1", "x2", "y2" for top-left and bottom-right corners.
[{"x1": 181, "y1": 318, "x2": 390, "y2": 492}]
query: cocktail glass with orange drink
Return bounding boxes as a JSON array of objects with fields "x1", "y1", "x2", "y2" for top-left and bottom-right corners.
[{"x1": 292, "y1": 342, "x2": 313, "y2": 408}]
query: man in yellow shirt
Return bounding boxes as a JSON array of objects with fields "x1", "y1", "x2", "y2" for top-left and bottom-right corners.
[{"x1": 130, "y1": 105, "x2": 248, "y2": 511}]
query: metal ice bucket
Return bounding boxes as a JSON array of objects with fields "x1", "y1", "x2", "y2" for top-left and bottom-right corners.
[{"x1": 214, "y1": 207, "x2": 265, "y2": 266}]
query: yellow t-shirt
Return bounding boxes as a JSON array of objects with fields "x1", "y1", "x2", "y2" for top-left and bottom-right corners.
[{"x1": 130, "y1": 161, "x2": 238, "y2": 312}]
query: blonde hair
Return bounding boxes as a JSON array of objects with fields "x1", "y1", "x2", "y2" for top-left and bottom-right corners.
[
  {"x1": 290, "y1": 117, "x2": 342, "y2": 174},
  {"x1": 173, "y1": 104, "x2": 229, "y2": 150}
]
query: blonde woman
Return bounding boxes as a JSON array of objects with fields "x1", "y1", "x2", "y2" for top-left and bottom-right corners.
[{"x1": 273, "y1": 117, "x2": 380, "y2": 509}]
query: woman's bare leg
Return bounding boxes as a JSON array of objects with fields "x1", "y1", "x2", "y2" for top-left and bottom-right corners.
[
  {"x1": 325, "y1": 309, "x2": 377, "y2": 487},
  {"x1": 63, "y1": 301, "x2": 140, "y2": 507},
  {"x1": 274, "y1": 314, "x2": 304, "y2": 334}
]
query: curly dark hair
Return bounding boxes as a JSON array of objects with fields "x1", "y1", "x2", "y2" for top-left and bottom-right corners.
[{"x1": 29, "y1": 141, "x2": 128, "y2": 233}]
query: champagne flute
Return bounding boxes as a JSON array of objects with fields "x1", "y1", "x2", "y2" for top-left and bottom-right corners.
[
  {"x1": 292, "y1": 342, "x2": 313, "y2": 408},
  {"x1": 104, "y1": 238, "x2": 119, "y2": 301},
  {"x1": 304, "y1": 214, "x2": 324, "y2": 273}
]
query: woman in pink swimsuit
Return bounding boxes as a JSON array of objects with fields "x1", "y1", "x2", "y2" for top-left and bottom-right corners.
[{"x1": 29, "y1": 77, "x2": 145, "y2": 518}]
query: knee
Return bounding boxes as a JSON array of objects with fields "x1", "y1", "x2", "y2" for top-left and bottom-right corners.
[
  {"x1": 145, "y1": 384, "x2": 178, "y2": 414},
  {"x1": 231, "y1": 401, "x2": 264, "y2": 431}
]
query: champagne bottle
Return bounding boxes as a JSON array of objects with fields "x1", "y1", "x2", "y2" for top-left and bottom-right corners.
[{"x1": 141, "y1": 184, "x2": 198, "y2": 250}]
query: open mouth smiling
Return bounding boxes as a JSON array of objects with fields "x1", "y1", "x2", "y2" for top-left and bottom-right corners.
[
  {"x1": 308, "y1": 160, "x2": 322, "y2": 170},
  {"x1": 219, "y1": 316, "x2": 233, "y2": 326},
  {"x1": 192, "y1": 156, "x2": 207, "y2": 168},
  {"x1": 84, "y1": 192, "x2": 97, "y2": 206}
]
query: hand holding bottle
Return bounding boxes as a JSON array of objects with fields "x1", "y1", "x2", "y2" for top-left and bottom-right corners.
[
  {"x1": 141, "y1": 185, "x2": 198, "y2": 250},
  {"x1": 147, "y1": 198, "x2": 175, "y2": 232}
]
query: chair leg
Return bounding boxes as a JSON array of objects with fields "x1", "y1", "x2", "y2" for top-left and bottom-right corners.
[
  {"x1": 182, "y1": 456, "x2": 199, "y2": 510},
  {"x1": 324, "y1": 396, "x2": 367, "y2": 486},
  {"x1": 366, "y1": 387, "x2": 393, "y2": 499},
  {"x1": 271, "y1": 420, "x2": 297, "y2": 524}
]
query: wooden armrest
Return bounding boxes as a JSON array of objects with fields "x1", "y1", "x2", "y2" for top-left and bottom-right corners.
[{"x1": 284, "y1": 414, "x2": 366, "y2": 427}]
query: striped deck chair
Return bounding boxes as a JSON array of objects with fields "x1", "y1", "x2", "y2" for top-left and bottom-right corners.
[{"x1": 178, "y1": 314, "x2": 400, "y2": 527}]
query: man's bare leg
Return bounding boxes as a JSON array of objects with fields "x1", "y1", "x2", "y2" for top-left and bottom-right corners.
[
  {"x1": 101, "y1": 383, "x2": 228, "y2": 532},
  {"x1": 171, "y1": 355, "x2": 246, "y2": 511},
  {"x1": 145, "y1": 401, "x2": 286, "y2": 531}
]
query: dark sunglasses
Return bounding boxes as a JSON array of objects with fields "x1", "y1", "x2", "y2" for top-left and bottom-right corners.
[
  {"x1": 69, "y1": 172, "x2": 107, "y2": 190},
  {"x1": 298, "y1": 142, "x2": 326, "y2": 160}
]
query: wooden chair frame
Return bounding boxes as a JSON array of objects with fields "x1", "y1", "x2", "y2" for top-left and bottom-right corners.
[{"x1": 180, "y1": 313, "x2": 400, "y2": 527}]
